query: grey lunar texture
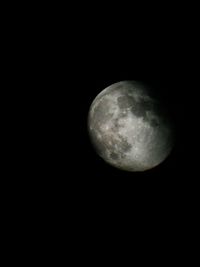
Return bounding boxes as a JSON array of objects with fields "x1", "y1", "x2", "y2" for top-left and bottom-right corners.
[{"x1": 88, "y1": 81, "x2": 174, "y2": 172}]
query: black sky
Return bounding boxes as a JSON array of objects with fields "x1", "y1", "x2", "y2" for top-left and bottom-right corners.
[
  {"x1": 7, "y1": 5, "x2": 199, "y2": 260},
  {"x1": 11, "y1": 6, "x2": 197, "y2": 236},
  {"x1": 49, "y1": 55, "x2": 192, "y2": 195},
  {"x1": 25, "y1": 21, "x2": 198, "y2": 215}
]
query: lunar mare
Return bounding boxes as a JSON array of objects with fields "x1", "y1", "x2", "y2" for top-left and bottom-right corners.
[{"x1": 88, "y1": 81, "x2": 174, "y2": 172}]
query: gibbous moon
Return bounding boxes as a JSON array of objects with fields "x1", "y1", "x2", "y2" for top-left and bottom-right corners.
[{"x1": 88, "y1": 81, "x2": 174, "y2": 172}]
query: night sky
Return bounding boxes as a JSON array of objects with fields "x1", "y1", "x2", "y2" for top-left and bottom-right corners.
[
  {"x1": 51, "y1": 57, "x2": 192, "y2": 199},
  {"x1": 28, "y1": 33, "x2": 196, "y2": 213},
  {"x1": 8, "y1": 6, "x2": 199, "y2": 260}
]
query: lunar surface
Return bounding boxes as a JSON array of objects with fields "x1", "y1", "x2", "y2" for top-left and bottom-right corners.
[{"x1": 88, "y1": 81, "x2": 174, "y2": 172}]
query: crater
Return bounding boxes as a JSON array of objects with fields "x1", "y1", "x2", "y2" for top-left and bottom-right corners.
[
  {"x1": 117, "y1": 95, "x2": 135, "y2": 109},
  {"x1": 131, "y1": 104, "x2": 146, "y2": 118},
  {"x1": 139, "y1": 98, "x2": 154, "y2": 111},
  {"x1": 118, "y1": 135, "x2": 132, "y2": 153},
  {"x1": 92, "y1": 99, "x2": 113, "y2": 128},
  {"x1": 149, "y1": 118, "x2": 160, "y2": 127},
  {"x1": 110, "y1": 152, "x2": 119, "y2": 160},
  {"x1": 130, "y1": 98, "x2": 155, "y2": 118}
]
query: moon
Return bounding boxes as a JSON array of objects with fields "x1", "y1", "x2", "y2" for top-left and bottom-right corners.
[{"x1": 88, "y1": 81, "x2": 174, "y2": 172}]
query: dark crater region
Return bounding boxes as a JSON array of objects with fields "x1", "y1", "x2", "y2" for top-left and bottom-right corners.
[{"x1": 117, "y1": 94, "x2": 170, "y2": 127}]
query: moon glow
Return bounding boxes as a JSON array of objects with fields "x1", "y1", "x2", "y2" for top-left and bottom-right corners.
[{"x1": 88, "y1": 81, "x2": 174, "y2": 172}]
